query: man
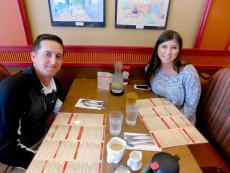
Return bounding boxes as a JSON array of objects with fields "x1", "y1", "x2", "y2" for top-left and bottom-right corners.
[{"x1": 0, "y1": 34, "x2": 64, "y2": 171}]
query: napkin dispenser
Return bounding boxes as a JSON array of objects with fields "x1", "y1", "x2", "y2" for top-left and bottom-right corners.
[{"x1": 142, "y1": 152, "x2": 180, "y2": 173}]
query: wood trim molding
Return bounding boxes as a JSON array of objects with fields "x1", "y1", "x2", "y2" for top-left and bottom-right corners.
[
  {"x1": 17, "y1": 0, "x2": 32, "y2": 45},
  {"x1": 225, "y1": 37, "x2": 230, "y2": 50},
  {"x1": 194, "y1": 0, "x2": 212, "y2": 49}
]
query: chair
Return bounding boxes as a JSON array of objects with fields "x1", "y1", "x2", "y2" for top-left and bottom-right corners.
[
  {"x1": 0, "y1": 64, "x2": 10, "y2": 81},
  {"x1": 189, "y1": 67, "x2": 230, "y2": 173}
]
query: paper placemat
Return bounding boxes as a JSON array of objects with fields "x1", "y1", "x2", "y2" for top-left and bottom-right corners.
[
  {"x1": 53, "y1": 112, "x2": 106, "y2": 126},
  {"x1": 137, "y1": 98, "x2": 208, "y2": 148},
  {"x1": 26, "y1": 112, "x2": 106, "y2": 173},
  {"x1": 26, "y1": 160, "x2": 102, "y2": 173}
]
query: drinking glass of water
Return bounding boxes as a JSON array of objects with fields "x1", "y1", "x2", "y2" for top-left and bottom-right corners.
[
  {"x1": 109, "y1": 111, "x2": 123, "y2": 136},
  {"x1": 126, "y1": 105, "x2": 139, "y2": 126}
]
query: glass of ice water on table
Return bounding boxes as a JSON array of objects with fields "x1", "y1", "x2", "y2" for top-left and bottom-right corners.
[
  {"x1": 109, "y1": 111, "x2": 123, "y2": 136},
  {"x1": 126, "y1": 105, "x2": 139, "y2": 126}
]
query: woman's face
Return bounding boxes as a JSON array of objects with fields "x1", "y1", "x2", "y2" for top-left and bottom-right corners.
[{"x1": 157, "y1": 39, "x2": 180, "y2": 66}]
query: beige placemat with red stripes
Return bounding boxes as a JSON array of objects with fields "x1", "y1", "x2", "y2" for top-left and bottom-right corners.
[
  {"x1": 137, "y1": 98, "x2": 208, "y2": 149},
  {"x1": 26, "y1": 112, "x2": 106, "y2": 173}
]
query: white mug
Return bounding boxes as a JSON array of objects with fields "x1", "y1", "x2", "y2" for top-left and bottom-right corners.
[
  {"x1": 127, "y1": 151, "x2": 142, "y2": 171},
  {"x1": 107, "y1": 137, "x2": 126, "y2": 164}
]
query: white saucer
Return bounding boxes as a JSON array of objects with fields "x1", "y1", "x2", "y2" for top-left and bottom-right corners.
[{"x1": 127, "y1": 159, "x2": 142, "y2": 171}]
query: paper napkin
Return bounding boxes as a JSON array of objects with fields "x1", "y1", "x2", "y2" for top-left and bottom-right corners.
[{"x1": 75, "y1": 98, "x2": 104, "y2": 110}]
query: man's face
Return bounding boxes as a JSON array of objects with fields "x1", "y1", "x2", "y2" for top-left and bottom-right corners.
[{"x1": 31, "y1": 40, "x2": 64, "y2": 79}]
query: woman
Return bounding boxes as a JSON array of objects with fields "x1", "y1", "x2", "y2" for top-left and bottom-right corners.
[{"x1": 145, "y1": 30, "x2": 201, "y2": 125}]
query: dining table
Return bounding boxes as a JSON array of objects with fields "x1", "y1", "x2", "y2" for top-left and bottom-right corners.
[
  {"x1": 63, "y1": 78, "x2": 203, "y2": 173},
  {"x1": 26, "y1": 78, "x2": 203, "y2": 173}
]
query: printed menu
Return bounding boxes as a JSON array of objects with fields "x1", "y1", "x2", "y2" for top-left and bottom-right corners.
[
  {"x1": 137, "y1": 98, "x2": 208, "y2": 148},
  {"x1": 26, "y1": 112, "x2": 106, "y2": 173}
]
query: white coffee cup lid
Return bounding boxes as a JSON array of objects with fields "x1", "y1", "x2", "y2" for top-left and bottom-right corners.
[{"x1": 113, "y1": 164, "x2": 131, "y2": 173}]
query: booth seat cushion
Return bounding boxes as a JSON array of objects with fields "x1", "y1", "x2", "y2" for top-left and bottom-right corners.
[
  {"x1": 198, "y1": 68, "x2": 230, "y2": 160},
  {"x1": 190, "y1": 68, "x2": 230, "y2": 172}
]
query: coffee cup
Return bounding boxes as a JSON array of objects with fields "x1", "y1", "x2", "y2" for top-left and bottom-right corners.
[
  {"x1": 127, "y1": 151, "x2": 142, "y2": 171},
  {"x1": 107, "y1": 137, "x2": 126, "y2": 164}
]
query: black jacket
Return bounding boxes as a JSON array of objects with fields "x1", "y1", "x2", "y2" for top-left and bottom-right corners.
[{"x1": 0, "y1": 65, "x2": 63, "y2": 168}]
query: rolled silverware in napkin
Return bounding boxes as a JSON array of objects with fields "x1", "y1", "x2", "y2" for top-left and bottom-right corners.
[
  {"x1": 123, "y1": 132, "x2": 161, "y2": 151},
  {"x1": 124, "y1": 132, "x2": 155, "y2": 146},
  {"x1": 126, "y1": 140, "x2": 155, "y2": 147}
]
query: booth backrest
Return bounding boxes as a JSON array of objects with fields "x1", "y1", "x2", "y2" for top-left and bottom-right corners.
[{"x1": 197, "y1": 67, "x2": 230, "y2": 160}]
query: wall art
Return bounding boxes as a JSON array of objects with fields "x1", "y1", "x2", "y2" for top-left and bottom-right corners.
[
  {"x1": 115, "y1": 0, "x2": 170, "y2": 29},
  {"x1": 48, "y1": 0, "x2": 105, "y2": 27}
]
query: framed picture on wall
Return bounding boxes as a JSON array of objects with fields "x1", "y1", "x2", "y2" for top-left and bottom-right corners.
[
  {"x1": 115, "y1": 0, "x2": 170, "y2": 29},
  {"x1": 48, "y1": 0, "x2": 105, "y2": 27}
]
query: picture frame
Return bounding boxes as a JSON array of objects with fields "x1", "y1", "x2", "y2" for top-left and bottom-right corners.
[
  {"x1": 115, "y1": 0, "x2": 170, "y2": 30},
  {"x1": 48, "y1": 0, "x2": 105, "y2": 27}
]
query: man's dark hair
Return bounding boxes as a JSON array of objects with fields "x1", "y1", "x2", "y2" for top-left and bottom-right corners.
[{"x1": 32, "y1": 34, "x2": 64, "y2": 53}]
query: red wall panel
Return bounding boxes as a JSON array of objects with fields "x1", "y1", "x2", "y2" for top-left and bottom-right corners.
[
  {"x1": 199, "y1": 0, "x2": 230, "y2": 49},
  {"x1": 0, "y1": 0, "x2": 27, "y2": 45}
]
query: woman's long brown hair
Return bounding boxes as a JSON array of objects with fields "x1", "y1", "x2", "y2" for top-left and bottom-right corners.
[{"x1": 145, "y1": 30, "x2": 186, "y2": 85}]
